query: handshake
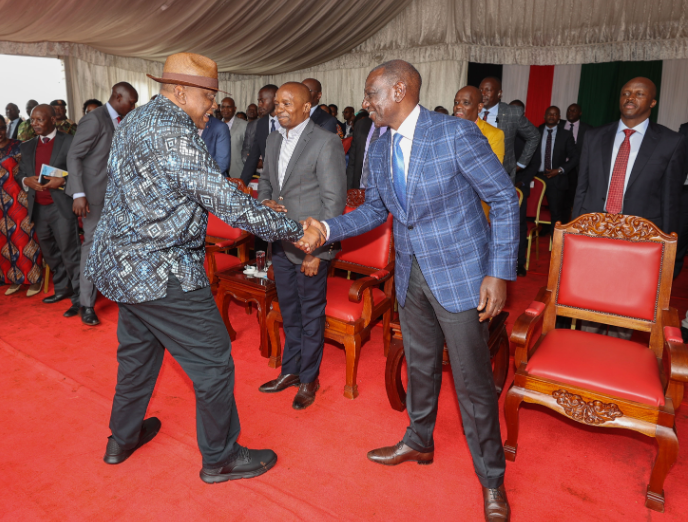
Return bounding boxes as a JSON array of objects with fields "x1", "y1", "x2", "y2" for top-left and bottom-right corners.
[{"x1": 295, "y1": 217, "x2": 327, "y2": 254}]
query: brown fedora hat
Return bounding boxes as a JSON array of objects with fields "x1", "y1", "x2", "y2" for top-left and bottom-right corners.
[{"x1": 147, "y1": 52, "x2": 230, "y2": 94}]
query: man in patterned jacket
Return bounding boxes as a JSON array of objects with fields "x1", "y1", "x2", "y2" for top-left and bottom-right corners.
[{"x1": 85, "y1": 53, "x2": 304, "y2": 483}]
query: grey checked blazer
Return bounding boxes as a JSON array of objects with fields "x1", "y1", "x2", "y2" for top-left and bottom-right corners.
[
  {"x1": 494, "y1": 102, "x2": 540, "y2": 180},
  {"x1": 258, "y1": 119, "x2": 347, "y2": 264},
  {"x1": 228, "y1": 117, "x2": 247, "y2": 178}
]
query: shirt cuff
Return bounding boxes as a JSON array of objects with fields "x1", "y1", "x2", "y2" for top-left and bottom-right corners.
[
  {"x1": 72, "y1": 193, "x2": 86, "y2": 199},
  {"x1": 516, "y1": 162, "x2": 527, "y2": 169},
  {"x1": 322, "y1": 221, "x2": 331, "y2": 241},
  {"x1": 22, "y1": 178, "x2": 29, "y2": 191}
]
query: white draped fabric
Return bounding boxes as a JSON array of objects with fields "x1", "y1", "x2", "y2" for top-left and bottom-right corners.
[
  {"x1": 501, "y1": 66, "x2": 531, "y2": 105},
  {"x1": 658, "y1": 60, "x2": 688, "y2": 132},
  {"x1": 550, "y1": 65, "x2": 582, "y2": 116}
]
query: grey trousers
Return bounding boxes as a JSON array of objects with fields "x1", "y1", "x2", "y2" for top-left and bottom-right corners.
[
  {"x1": 33, "y1": 203, "x2": 81, "y2": 305},
  {"x1": 110, "y1": 274, "x2": 241, "y2": 468},
  {"x1": 79, "y1": 202, "x2": 103, "y2": 307},
  {"x1": 399, "y1": 258, "x2": 505, "y2": 489}
]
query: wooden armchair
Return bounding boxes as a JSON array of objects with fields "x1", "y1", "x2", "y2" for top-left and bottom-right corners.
[
  {"x1": 504, "y1": 213, "x2": 688, "y2": 512},
  {"x1": 524, "y1": 177, "x2": 546, "y2": 270},
  {"x1": 266, "y1": 189, "x2": 395, "y2": 399}
]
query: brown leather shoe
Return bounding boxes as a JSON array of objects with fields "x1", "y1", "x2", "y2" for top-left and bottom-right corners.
[
  {"x1": 292, "y1": 380, "x2": 319, "y2": 409},
  {"x1": 483, "y1": 485, "x2": 510, "y2": 521},
  {"x1": 259, "y1": 373, "x2": 300, "y2": 393},
  {"x1": 367, "y1": 441, "x2": 434, "y2": 466}
]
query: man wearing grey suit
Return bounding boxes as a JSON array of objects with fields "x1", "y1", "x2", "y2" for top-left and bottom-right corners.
[
  {"x1": 257, "y1": 82, "x2": 346, "y2": 409},
  {"x1": 66, "y1": 82, "x2": 138, "y2": 325},
  {"x1": 480, "y1": 77, "x2": 539, "y2": 275},
  {"x1": 221, "y1": 97, "x2": 248, "y2": 179}
]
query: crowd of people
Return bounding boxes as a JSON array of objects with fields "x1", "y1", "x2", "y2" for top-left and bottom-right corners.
[{"x1": 2, "y1": 50, "x2": 688, "y2": 522}]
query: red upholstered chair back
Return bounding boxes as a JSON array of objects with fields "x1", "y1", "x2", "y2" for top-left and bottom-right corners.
[
  {"x1": 335, "y1": 189, "x2": 394, "y2": 272},
  {"x1": 526, "y1": 177, "x2": 546, "y2": 220},
  {"x1": 207, "y1": 213, "x2": 243, "y2": 240},
  {"x1": 546, "y1": 214, "x2": 677, "y2": 355}
]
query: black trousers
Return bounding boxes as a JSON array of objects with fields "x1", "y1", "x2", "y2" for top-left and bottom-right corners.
[
  {"x1": 272, "y1": 241, "x2": 329, "y2": 384},
  {"x1": 674, "y1": 185, "x2": 688, "y2": 278},
  {"x1": 399, "y1": 258, "x2": 505, "y2": 489},
  {"x1": 33, "y1": 203, "x2": 81, "y2": 305},
  {"x1": 110, "y1": 274, "x2": 240, "y2": 468},
  {"x1": 543, "y1": 178, "x2": 568, "y2": 230}
]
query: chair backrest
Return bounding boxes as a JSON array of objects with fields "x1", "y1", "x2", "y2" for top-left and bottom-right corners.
[
  {"x1": 526, "y1": 177, "x2": 546, "y2": 220},
  {"x1": 546, "y1": 213, "x2": 677, "y2": 356},
  {"x1": 515, "y1": 187, "x2": 523, "y2": 207},
  {"x1": 334, "y1": 189, "x2": 394, "y2": 273},
  {"x1": 207, "y1": 213, "x2": 243, "y2": 240}
]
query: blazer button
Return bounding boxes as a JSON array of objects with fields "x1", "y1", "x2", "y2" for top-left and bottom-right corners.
[
  {"x1": 408, "y1": 225, "x2": 413, "y2": 230},
  {"x1": 278, "y1": 197, "x2": 283, "y2": 200}
]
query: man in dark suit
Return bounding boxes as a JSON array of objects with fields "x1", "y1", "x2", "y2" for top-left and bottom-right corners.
[
  {"x1": 302, "y1": 78, "x2": 339, "y2": 133},
  {"x1": 329, "y1": 103, "x2": 346, "y2": 135},
  {"x1": 573, "y1": 77, "x2": 685, "y2": 236},
  {"x1": 298, "y1": 60, "x2": 518, "y2": 521},
  {"x1": 5, "y1": 103, "x2": 22, "y2": 139},
  {"x1": 559, "y1": 103, "x2": 593, "y2": 220},
  {"x1": 675, "y1": 122, "x2": 688, "y2": 278},
  {"x1": 537, "y1": 106, "x2": 579, "y2": 229},
  {"x1": 480, "y1": 78, "x2": 539, "y2": 276},
  {"x1": 66, "y1": 82, "x2": 138, "y2": 326},
  {"x1": 257, "y1": 82, "x2": 346, "y2": 409},
  {"x1": 345, "y1": 115, "x2": 372, "y2": 189},
  {"x1": 201, "y1": 111, "x2": 231, "y2": 176},
  {"x1": 17, "y1": 105, "x2": 81, "y2": 317},
  {"x1": 240, "y1": 84, "x2": 280, "y2": 185}
]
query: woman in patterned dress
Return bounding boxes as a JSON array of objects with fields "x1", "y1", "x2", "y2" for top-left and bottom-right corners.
[{"x1": 0, "y1": 115, "x2": 43, "y2": 296}]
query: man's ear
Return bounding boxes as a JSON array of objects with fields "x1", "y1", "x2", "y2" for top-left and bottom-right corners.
[
  {"x1": 394, "y1": 81, "x2": 407, "y2": 103},
  {"x1": 174, "y1": 85, "x2": 187, "y2": 105}
]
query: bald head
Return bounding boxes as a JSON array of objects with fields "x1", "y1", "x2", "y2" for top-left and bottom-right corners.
[
  {"x1": 275, "y1": 82, "x2": 312, "y2": 130},
  {"x1": 370, "y1": 60, "x2": 422, "y2": 102},
  {"x1": 30, "y1": 104, "x2": 56, "y2": 136},
  {"x1": 453, "y1": 86, "x2": 484, "y2": 121},
  {"x1": 619, "y1": 77, "x2": 657, "y2": 126},
  {"x1": 109, "y1": 81, "x2": 138, "y2": 118},
  {"x1": 302, "y1": 78, "x2": 322, "y2": 106},
  {"x1": 363, "y1": 60, "x2": 422, "y2": 130}
]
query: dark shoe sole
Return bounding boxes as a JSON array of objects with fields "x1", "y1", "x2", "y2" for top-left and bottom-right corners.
[
  {"x1": 368, "y1": 457, "x2": 434, "y2": 466},
  {"x1": 200, "y1": 453, "x2": 277, "y2": 484},
  {"x1": 258, "y1": 382, "x2": 300, "y2": 393},
  {"x1": 104, "y1": 418, "x2": 161, "y2": 465},
  {"x1": 82, "y1": 317, "x2": 101, "y2": 326}
]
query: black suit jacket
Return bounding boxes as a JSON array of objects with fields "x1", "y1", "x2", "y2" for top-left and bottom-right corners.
[
  {"x1": 17, "y1": 131, "x2": 75, "y2": 220},
  {"x1": 310, "y1": 107, "x2": 339, "y2": 134},
  {"x1": 573, "y1": 121, "x2": 686, "y2": 234},
  {"x1": 679, "y1": 123, "x2": 688, "y2": 176},
  {"x1": 10, "y1": 118, "x2": 23, "y2": 140},
  {"x1": 535, "y1": 125, "x2": 579, "y2": 190},
  {"x1": 345, "y1": 117, "x2": 373, "y2": 189},
  {"x1": 240, "y1": 115, "x2": 271, "y2": 185}
]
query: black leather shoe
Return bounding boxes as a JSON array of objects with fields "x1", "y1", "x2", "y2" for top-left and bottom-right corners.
[
  {"x1": 292, "y1": 380, "x2": 319, "y2": 410},
  {"x1": 104, "y1": 417, "x2": 161, "y2": 464},
  {"x1": 483, "y1": 485, "x2": 510, "y2": 521},
  {"x1": 81, "y1": 307, "x2": 100, "y2": 326},
  {"x1": 259, "y1": 373, "x2": 300, "y2": 393},
  {"x1": 63, "y1": 303, "x2": 80, "y2": 317},
  {"x1": 516, "y1": 265, "x2": 527, "y2": 277},
  {"x1": 43, "y1": 290, "x2": 73, "y2": 304},
  {"x1": 200, "y1": 447, "x2": 277, "y2": 483},
  {"x1": 367, "y1": 440, "x2": 434, "y2": 466}
]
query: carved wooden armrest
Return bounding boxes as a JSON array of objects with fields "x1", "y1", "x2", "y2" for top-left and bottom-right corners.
[
  {"x1": 205, "y1": 239, "x2": 236, "y2": 253},
  {"x1": 663, "y1": 326, "x2": 688, "y2": 383},
  {"x1": 511, "y1": 287, "x2": 551, "y2": 368},
  {"x1": 348, "y1": 267, "x2": 393, "y2": 303}
]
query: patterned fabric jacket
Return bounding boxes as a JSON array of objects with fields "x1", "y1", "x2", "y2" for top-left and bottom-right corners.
[
  {"x1": 326, "y1": 106, "x2": 519, "y2": 313},
  {"x1": 56, "y1": 119, "x2": 78, "y2": 136},
  {"x1": 16, "y1": 120, "x2": 35, "y2": 141},
  {"x1": 85, "y1": 95, "x2": 303, "y2": 304}
]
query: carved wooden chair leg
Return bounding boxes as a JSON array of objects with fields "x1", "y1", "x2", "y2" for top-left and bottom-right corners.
[
  {"x1": 343, "y1": 335, "x2": 362, "y2": 399},
  {"x1": 266, "y1": 304, "x2": 282, "y2": 369},
  {"x1": 645, "y1": 425, "x2": 680, "y2": 512},
  {"x1": 382, "y1": 308, "x2": 392, "y2": 357},
  {"x1": 385, "y1": 338, "x2": 406, "y2": 411},
  {"x1": 503, "y1": 386, "x2": 526, "y2": 461},
  {"x1": 492, "y1": 329, "x2": 510, "y2": 396}
]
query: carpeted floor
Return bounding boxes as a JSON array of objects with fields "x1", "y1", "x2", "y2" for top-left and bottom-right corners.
[{"x1": 1, "y1": 235, "x2": 687, "y2": 521}]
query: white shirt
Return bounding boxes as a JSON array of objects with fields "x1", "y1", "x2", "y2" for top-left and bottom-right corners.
[
  {"x1": 269, "y1": 114, "x2": 282, "y2": 134},
  {"x1": 345, "y1": 122, "x2": 353, "y2": 138},
  {"x1": 479, "y1": 104, "x2": 499, "y2": 127},
  {"x1": 605, "y1": 118, "x2": 650, "y2": 212},
  {"x1": 309, "y1": 106, "x2": 317, "y2": 117},
  {"x1": 22, "y1": 129, "x2": 57, "y2": 192},
  {"x1": 564, "y1": 119, "x2": 580, "y2": 143},
  {"x1": 539, "y1": 125, "x2": 559, "y2": 172},
  {"x1": 277, "y1": 118, "x2": 310, "y2": 189},
  {"x1": 224, "y1": 116, "x2": 235, "y2": 131}
]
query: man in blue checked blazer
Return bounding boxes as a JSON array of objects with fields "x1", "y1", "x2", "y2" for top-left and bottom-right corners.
[{"x1": 297, "y1": 60, "x2": 518, "y2": 521}]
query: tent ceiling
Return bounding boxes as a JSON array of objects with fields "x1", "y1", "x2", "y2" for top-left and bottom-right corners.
[{"x1": 0, "y1": 0, "x2": 414, "y2": 74}]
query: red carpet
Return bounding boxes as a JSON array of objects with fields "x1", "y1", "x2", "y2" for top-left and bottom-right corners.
[{"x1": 1, "y1": 235, "x2": 687, "y2": 521}]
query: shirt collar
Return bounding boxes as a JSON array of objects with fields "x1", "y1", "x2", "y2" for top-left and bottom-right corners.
[
  {"x1": 105, "y1": 102, "x2": 120, "y2": 120},
  {"x1": 392, "y1": 104, "x2": 421, "y2": 140},
  {"x1": 40, "y1": 128, "x2": 57, "y2": 141},
  {"x1": 224, "y1": 115, "x2": 235, "y2": 125},
  {"x1": 618, "y1": 117, "x2": 650, "y2": 136},
  {"x1": 279, "y1": 117, "x2": 310, "y2": 140},
  {"x1": 310, "y1": 106, "x2": 317, "y2": 116},
  {"x1": 480, "y1": 102, "x2": 499, "y2": 114}
]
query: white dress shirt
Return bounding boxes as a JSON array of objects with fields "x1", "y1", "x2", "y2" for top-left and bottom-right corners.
[
  {"x1": 605, "y1": 118, "x2": 650, "y2": 211},
  {"x1": 269, "y1": 114, "x2": 282, "y2": 133},
  {"x1": 539, "y1": 124, "x2": 559, "y2": 172},
  {"x1": 479, "y1": 104, "x2": 499, "y2": 127},
  {"x1": 224, "y1": 116, "x2": 235, "y2": 131},
  {"x1": 74, "y1": 102, "x2": 122, "y2": 199},
  {"x1": 22, "y1": 128, "x2": 57, "y2": 192},
  {"x1": 277, "y1": 117, "x2": 310, "y2": 189},
  {"x1": 323, "y1": 105, "x2": 420, "y2": 238},
  {"x1": 564, "y1": 119, "x2": 579, "y2": 143},
  {"x1": 345, "y1": 122, "x2": 353, "y2": 138}
]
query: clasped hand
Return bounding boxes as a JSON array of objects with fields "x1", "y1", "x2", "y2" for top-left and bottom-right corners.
[
  {"x1": 294, "y1": 217, "x2": 326, "y2": 253},
  {"x1": 24, "y1": 175, "x2": 64, "y2": 191}
]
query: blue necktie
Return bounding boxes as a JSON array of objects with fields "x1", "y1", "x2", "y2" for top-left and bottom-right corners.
[
  {"x1": 271, "y1": 118, "x2": 276, "y2": 132},
  {"x1": 392, "y1": 132, "x2": 406, "y2": 212}
]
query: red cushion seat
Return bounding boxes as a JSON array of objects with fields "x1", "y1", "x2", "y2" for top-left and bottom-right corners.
[
  {"x1": 325, "y1": 276, "x2": 387, "y2": 322},
  {"x1": 204, "y1": 253, "x2": 242, "y2": 275},
  {"x1": 525, "y1": 329, "x2": 665, "y2": 406}
]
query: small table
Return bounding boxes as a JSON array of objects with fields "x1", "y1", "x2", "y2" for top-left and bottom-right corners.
[{"x1": 216, "y1": 265, "x2": 277, "y2": 360}]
